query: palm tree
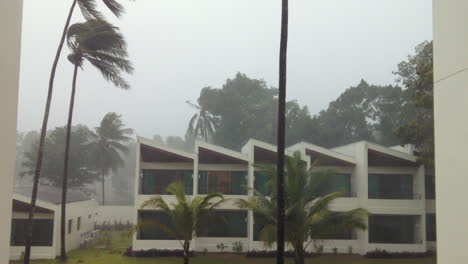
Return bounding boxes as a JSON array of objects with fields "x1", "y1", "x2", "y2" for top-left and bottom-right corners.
[
  {"x1": 236, "y1": 152, "x2": 368, "y2": 264},
  {"x1": 186, "y1": 100, "x2": 217, "y2": 142},
  {"x1": 137, "y1": 183, "x2": 225, "y2": 264},
  {"x1": 91, "y1": 112, "x2": 133, "y2": 205},
  {"x1": 276, "y1": 0, "x2": 289, "y2": 263},
  {"x1": 59, "y1": 20, "x2": 133, "y2": 261},
  {"x1": 24, "y1": 1, "x2": 125, "y2": 263}
]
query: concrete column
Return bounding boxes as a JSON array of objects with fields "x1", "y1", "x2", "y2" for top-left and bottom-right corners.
[
  {"x1": 354, "y1": 142, "x2": 368, "y2": 255},
  {"x1": 433, "y1": 1, "x2": 468, "y2": 262},
  {"x1": 246, "y1": 143, "x2": 254, "y2": 250},
  {"x1": 0, "y1": 0, "x2": 23, "y2": 262},
  {"x1": 132, "y1": 143, "x2": 141, "y2": 243}
]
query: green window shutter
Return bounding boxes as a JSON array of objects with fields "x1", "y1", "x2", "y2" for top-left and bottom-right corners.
[
  {"x1": 368, "y1": 174, "x2": 379, "y2": 199},
  {"x1": 141, "y1": 170, "x2": 156, "y2": 194},
  {"x1": 231, "y1": 172, "x2": 246, "y2": 195},
  {"x1": 183, "y1": 171, "x2": 193, "y2": 195},
  {"x1": 198, "y1": 171, "x2": 207, "y2": 194}
]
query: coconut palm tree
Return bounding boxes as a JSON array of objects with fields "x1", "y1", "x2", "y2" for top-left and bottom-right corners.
[
  {"x1": 186, "y1": 100, "x2": 217, "y2": 142},
  {"x1": 236, "y1": 152, "x2": 368, "y2": 264},
  {"x1": 59, "y1": 19, "x2": 133, "y2": 261},
  {"x1": 137, "y1": 183, "x2": 225, "y2": 264},
  {"x1": 91, "y1": 112, "x2": 133, "y2": 205},
  {"x1": 276, "y1": 0, "x2": 289, "y2": 263},
  {"x1": 24, "y1": 1, "x2": 125, "y2": 263}
]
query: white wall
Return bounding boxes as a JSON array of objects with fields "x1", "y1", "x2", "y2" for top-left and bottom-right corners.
[
  {"x1": 433, "y1": 0, "x2": 468, "y2": 263},
  {"x1": 0, "y1": 0, "x2": 22, "y2": 263}
]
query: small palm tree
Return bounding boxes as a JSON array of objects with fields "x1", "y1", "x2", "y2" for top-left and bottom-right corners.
[
  {"x1": 236, "y1": 152, "x2": 367, "y2": 264},
  {"x1": 186, "y1": 100, "x2": 217, "y2": 142},
  {"x1": 137, "y1": 183, "x2": 224, "y2": 264},
  {"x1": 59, "y1": 19, "x2": 133, "y2": 261},
  {"x1": 91, "y1": 112, "x2": 133, "y2": 205},
  {"x1": 24, "y1": 2, "x2": 125, "y2": 263}
]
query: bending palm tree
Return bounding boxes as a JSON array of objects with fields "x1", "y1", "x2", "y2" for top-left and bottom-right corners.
[
  {"x1": 92, "y1": 112, "x2": 133, "y2": 205},
  {"x1": 24, "y1": 1, "x2": 125, "y2": 263},
  {"x1": 60, "y1": 19, "x2": 133, "y2": 261},
  {"x1": 276, "y1": 0, "x2": 289, "y2": 263},
  {"x1": 186, "y1": 100, "x2": 217, "y2": 142},
  {"x1": 138, "y1": 183, "x2": 224, "y2": 264},
  {"x1": 236, "y1": 152, "x2": 367, "y2": 264}
]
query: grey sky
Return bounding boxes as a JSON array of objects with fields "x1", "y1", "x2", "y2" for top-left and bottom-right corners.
[{"x1": 17, "y1": 0, "x2": 433, "y2": 139}]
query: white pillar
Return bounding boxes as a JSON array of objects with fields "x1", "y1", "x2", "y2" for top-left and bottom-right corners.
[
  {"x1": 0, "y1": 0, "x2": 23, "y2": 262},
  {"x1": 433, "y1": 1, "x2": 468, "y2": 262},
  {"x1": 354, "y1": 142, "x2": 368, "y2": 255}
]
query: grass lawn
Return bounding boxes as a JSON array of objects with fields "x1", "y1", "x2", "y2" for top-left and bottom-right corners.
[{"x1": 14, "y1": 231, "x2": 436, "y2": 264}]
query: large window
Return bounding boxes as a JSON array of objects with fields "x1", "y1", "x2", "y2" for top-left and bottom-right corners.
[
  {"x1": 198, "y1": 171, "x2": 247, "y2": 195},
  {"x1": 319, "y1": 174, "x2": 352, "y2": 197},
  {"x1": 253, "y1": 213, "x2": 268, "y2": 241},
  {"x1": 200, "y1": 210, "x2": 247, "y2": 237},
  {"x1": 141, "y1": 169, "x2": 193, "y2": 195},
  {"x1": 425, "y1": 174, "x2": 436, "y2": 199},
  {"x1": 369, "y1": 215, "x2": 417, "y2": 244},
  {"x1": 138, "y1": 211, "x2": 176, "y2": 240},
  {"x1": 254, "y1": 171, "x2": 270, "y2": 196},
  {"x1": 10, "y1": 219, "x2": 53, "y2": 246},
  {"x1": 368, "y1": 174, "x2": 414, "y2": 199},
  {"x1": 426, "y1": 214, "x2": 437, "y2": 241}
]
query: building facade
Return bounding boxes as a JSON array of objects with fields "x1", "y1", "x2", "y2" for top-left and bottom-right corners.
[{"x1": 132, "y1": 137, "x2": 436, "y2": 254}]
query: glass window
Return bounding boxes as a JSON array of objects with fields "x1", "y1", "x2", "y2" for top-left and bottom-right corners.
[
  {"x1": 319, "y1": 174, "x2": 352, "y2": 197},
  {"x1": 254, "y1": 171, "x2": 270, "y2": 196},
  {"x1": 200, "y1": 210, "x2": 248, "y2": 237},
  {"x1": 425, "y1": 174, "x2": 436, "y2": 199},
  {"x1": 369, "y1": 215, "x2": 417, "y2": 244},
  {"x1": 253, "y1": 213, "x2": 268, "y2": 241},
  {"x1": 369, "y1": 174, "x2": 414, "y2": 199},
  {"x1": 426, "y1": 214, "x2": 437, "y2": 241},
  {"x1": 141, "y1": 170, "x2": 193, "y2": 195},
  {"x1": 198, "y1": 171, "x2": 247, "y2": 195},
  {"x1": 77, "y1": 217, "x2": 81, "y2": 231},
  {"x1": 68, "y1": 219, "x2": 73, "y2": 234},
  {"x1": 138, "y1": 210, "x2": 177, "y2": 240},
  {"x1": 10, "y1": 219, "x2": 53, "y2": 246}
]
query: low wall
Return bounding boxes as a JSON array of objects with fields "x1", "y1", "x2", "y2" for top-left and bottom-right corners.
[{"x1": 96, "y1": 206, "x2": 134, "y2": 225}]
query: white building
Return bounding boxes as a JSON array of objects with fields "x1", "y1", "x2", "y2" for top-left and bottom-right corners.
[
  {"x1": 10, "y1": 186, "x2": 98, "y2": 260},
  {"x1": 132, "y1": 137, "x2": 436, "y2": 255}
]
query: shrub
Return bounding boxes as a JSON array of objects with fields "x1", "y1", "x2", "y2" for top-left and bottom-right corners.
[
  {"x1": 124, "y1": 247, "x2": 195, "y2": 258},
  {"x1": 246, "y1": 250, "x2": 317, "y2": 258},
  {"x1": 348, "y1": 246, "x2": 353, "y2": 254},
  {"x1": 216, "y1": 243, "x2": 229, "y2": 252},
  {"x1": 365, "y1": 249, "x2": 434, "y2": 259},
  {"x1": 332, "y1": 247, "x2": 338, "y2": 254},
  {"x1": 232, "y1": 241, "x2": 244, "y2": 254}
]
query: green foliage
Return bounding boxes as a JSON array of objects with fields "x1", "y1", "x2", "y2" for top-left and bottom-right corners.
[
  {"x1": 216, "y1": 243, "x2": 229, "y2": 253},
  {"x1": 232, "y1": 241, "x2": 244, "y2": 254},
  {"x1": 137, "y1": 183, "x2": 225, "y2": 264},
  {"x1": 21, "y1": 125, "x2": 97, "y2": 188},
  {"x1": 395, "y1": 41, "x2": 434, "y2": 167},
  {"x1": 236, "y1": 153, "x2": 367, "y2": 264}
]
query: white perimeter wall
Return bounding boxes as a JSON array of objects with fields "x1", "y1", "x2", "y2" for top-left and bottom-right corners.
[
  {"x1": 0, "y1": 0, "x2": 22, "y2": 263},
  {"x1": 434, "y1": 0, "x2": 468, "y2": 263}
]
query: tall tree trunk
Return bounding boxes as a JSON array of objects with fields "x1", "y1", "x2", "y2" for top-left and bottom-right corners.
[
  {"x1": 102, "y1": 170, "x2": 106, "y2": 205},
  {"x1": 24, "y1": 1, "x2": 78, "y2": 263},
  {"x1": 183, "y1": 241, "x2": 190, "y2": 264},
  {"x1": 276, "y1": 0, "x2": 288, "y2": 264},
  {"x1": 60, "y1": 64, "x2": 79, "y2": 261},
  {"x1": 294, "y1": 244, "x2": 305, "y2": 264}
]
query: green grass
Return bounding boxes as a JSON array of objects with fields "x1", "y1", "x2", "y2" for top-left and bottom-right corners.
[{"x1": 15, "y1": 231, "x2": 436, "y2": 264}]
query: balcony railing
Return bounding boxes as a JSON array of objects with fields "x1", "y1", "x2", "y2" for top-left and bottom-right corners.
[{"x1": 369, "y1": 192, "x2": 422, "y2": 200}]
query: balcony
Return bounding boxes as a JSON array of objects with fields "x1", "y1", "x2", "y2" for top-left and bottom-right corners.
[
  {"x1": 368, "y1": 174, "x2": 418, "y2": 200},
  {"x1": 198, "y1": 171, "x2": 247, "y2": 195},
  {"x1": 140, "y1": 169, "x2": 193, "y2": 195}
]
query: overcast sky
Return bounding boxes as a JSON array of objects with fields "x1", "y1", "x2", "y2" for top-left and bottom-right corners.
[{"x1": 17, "y1": 0, "x2": 432, "y2": 139}]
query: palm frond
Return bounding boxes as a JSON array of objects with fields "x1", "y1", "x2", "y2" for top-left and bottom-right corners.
[{"x1": 102, "y1": 0, "x2": 125, "y2": 17}]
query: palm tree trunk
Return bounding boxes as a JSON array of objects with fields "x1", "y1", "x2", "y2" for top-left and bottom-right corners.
[
  {"x1": 294, "y1": 245, "x2": 305, "y2": 264},
  {"x1": 276, "y1": 0, "x2": 288, "y2": 264},
  {"x1": 183, "y1": 241, "x2": 190, "y2": 264},
  {"x1": 60, "y1": 63, "x2": 79, "y2": 261},
  {"x1": 102, "y1": 170, "x2": 106, "y2": 205},
  {"x1": 24, "y1": 1, "x2": 78, "y2": 263}
]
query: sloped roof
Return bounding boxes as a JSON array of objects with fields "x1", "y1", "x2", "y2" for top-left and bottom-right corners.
[{"x1": 14, "y1": 185, "x2": 90, "y2": 205}]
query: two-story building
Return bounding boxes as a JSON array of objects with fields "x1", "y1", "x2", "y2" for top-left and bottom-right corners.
[{"x1": 132, "y1": 137, "x2": 436, "y2": 254}]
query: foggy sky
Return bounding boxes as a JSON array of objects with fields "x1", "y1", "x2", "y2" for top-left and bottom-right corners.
[{"x1": 17, "y1": 0, "x2": 433, "y2": 139}]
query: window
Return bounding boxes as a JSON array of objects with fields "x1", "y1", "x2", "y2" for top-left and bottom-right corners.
[
  {"x1": 253, "y1": 213, "x2": 268, "y2": 241},
  {"x1": 318, "y1": 174, "x2": 352, "y2": 197},
  {"x1": 198, "y1": 171, "x2": 247, "y2": 195},
  {"x1": 254, "y1": 171, "x2": 270, "y2": 196},
  {"x1": 138, "y1": 210, "x2": 176, "y2": 240},
  {"x1": 426, "y1": 214, "x2": 437, "y2": 241},
  {"x1": 201, "y1": 210, "x2": 247, "y2": 237},
  {"x1": 68, "y1": 219, "x2": 73, "y2": 234},
  {"x1": 77, "y1": 217, "x2": 81, "y2": 231},
  {"x1": 369, "y1": 215, "x2": 417, "y2": 244},
  {"x1": 369, "y1": 174, "x2": 414, "y2": 199},
  {"x1": 425, "y1": 174, "x2": 436, "y2": 199},
  {"x1": 315, "y1": 213, "x2": 355, "y2": 240},
  {"x1": 10, "y1": 219, "x2": 54, "y2": 246},
  {"x1": 141, "y1": 169, "x2": 193, "y2": 195}
]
